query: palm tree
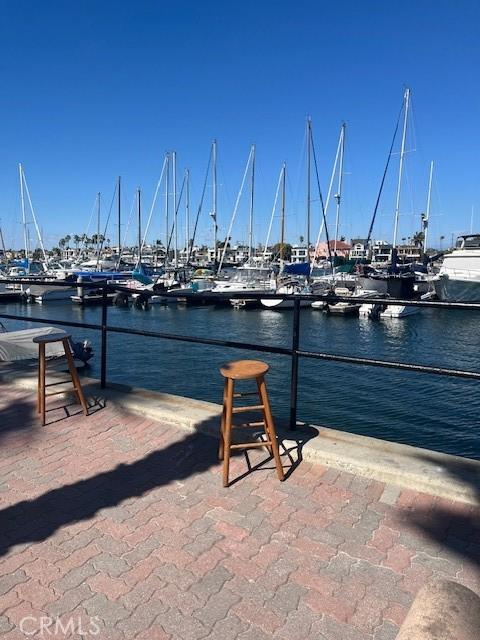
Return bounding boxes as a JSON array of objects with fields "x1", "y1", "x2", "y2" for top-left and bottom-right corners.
[
  {"x1": 440, "y1": 235, "x2": 445, "y2": 250},
  {"x1": 412, "y1": 232, "x2": 425, "y2": 248}
]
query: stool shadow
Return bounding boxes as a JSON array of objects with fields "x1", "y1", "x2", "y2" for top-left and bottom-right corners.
[
  {"x1": 226, "y1": 423, "x2": 319, "y2": 485},
  {"x1": 42, "y1": 395, "x2": 106, "y2": 426}
]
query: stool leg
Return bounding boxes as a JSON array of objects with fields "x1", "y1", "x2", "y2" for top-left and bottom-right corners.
[
  {"x1": 37, "y1": 344, "x2": 42, "y2": 414},
  {"x1": 256, "y1": 377, "x2": 273, "y2": 457},
  {"x1": 222, "y1": 377, "x2": 234, "y2": 488},
  {"x1": 39, "y1": 342, "x2": 46, "y2": 425},
  {"x1": 63, "y1": 339, "x2": 89, "y2": 416},
  {"x1": 257, "y1": 376, "x2": 284, "y2": 482},
  {"x1": 218, "y1": 378, "x2": 228, "y2": 461}
]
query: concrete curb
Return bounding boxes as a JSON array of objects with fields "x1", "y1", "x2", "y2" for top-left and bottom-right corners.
[{"x1": 2, "y1": 364, "x2": 479, "y2": 505}]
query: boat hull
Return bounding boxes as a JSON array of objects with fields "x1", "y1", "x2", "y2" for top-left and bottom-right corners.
[{"x1": 433, "y1": 275, "x2": 480, "y2": 302}]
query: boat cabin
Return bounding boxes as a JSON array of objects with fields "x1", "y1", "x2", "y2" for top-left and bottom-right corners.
[{"x1": 455, "y1": 235, "x2": 480, "y2": 249}]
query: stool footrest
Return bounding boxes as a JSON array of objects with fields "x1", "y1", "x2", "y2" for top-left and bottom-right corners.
[
  {"x1": 232, "y1": 404, "x2": 264, "y2": 414},
  {"x1": 230, "y1": 441, "x2": 272, "y2": 450},
  {"x1": 45, "y1": 379, "x2": 75, "y2": 388},
  {"x1": 45, "y1": 388, "x2": 79, "y2": 398},
  {"x1": 233, "y1": 391, "x2": 258, "y2": 398},
  {"x1": 234, "y1": 421, "x2": 266, "y2": 428}
]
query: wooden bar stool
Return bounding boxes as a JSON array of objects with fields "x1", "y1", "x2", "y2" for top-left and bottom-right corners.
[
  {"x1": 219, "y1": 359, "x2": 284, "y2": 487},
  {"x1": 33, "y1": 332, "x2": 89, "y2": 426}
]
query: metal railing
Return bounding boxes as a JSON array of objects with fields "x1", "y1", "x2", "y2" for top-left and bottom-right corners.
[{"x1": 1, "y1": 277, "x2": 480, "y2": 430}]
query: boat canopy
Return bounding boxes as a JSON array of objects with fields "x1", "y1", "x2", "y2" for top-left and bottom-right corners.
[
  {"x1": 0, "y1": 327, "x2": 66, "y2": 362},
  {"x1": 283, "y1": 263, "x2": 310, "y2": 276}
]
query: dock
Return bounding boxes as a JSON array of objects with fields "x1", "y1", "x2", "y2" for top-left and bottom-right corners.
[{"x1": 1, "y1": 370, "x2": 478, "y2": 639}]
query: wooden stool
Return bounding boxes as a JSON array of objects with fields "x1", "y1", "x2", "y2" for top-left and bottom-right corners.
[
  {"x1": 219, "y1": 359, "x2": 284, "y2": 487},
  {"x1": 33, "y1": 332, "x2": 89, "y2": 425}
]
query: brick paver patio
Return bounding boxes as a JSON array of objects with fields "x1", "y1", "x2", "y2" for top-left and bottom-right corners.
[{"x1": 0, "y1": 382, "x2": 479, "y2": 639}]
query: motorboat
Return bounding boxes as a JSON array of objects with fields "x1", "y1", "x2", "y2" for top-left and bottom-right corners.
[{"x1": 433, "y1": 235, "x2": 480, "y2": 302}]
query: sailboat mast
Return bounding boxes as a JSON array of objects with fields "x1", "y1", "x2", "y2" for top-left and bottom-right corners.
[
  {"x1": 165, "y1": 153, "x2": 170, "y2": 265},
  {"x1": 392, "y1": 88, "x2": 410, "y2": 250},
  {"x1": 117, "y1": 176, "x2": 121, "y2": 261},
  {"x1": 18, "y1": 163, "x2": 28, "y2": 260},
  {"x1": 212, "y1": 139, "x2": 218, "y2": 266},
  {"x1": 306, "y1": 118, "x2": 312, "y2": 255},
  {"x1": 248, "y1": 144, "x2": 256, "y2": 261},
  {"x1": 137, "y1": 188, "x2": 142, "y2": 264},
  {"x1": 280, "y1": 162, "x2": 286, "y2": 264},
  {"x1": 96, "y1": 192, "x2": 101, "y2": 259},
  {"x1": 334, "y1": 123, "x2": 346, "y2": 254},
  {"x1": 0, "y1": 225, "x2": 5, "y2": 256},
  {"x1": 185, "y1": 169, "x2": 190, "y2": 263},
  {"x1": 173, "y1": 151, "x2": 177, "y2": 266},
  {"x1": 424, "y1": 160, "x2": 434, "y2": 252}
]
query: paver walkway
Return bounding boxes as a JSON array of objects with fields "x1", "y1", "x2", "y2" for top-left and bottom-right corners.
[{"x1": 0, "y1": 382, "x2": 479, "y2": 639}]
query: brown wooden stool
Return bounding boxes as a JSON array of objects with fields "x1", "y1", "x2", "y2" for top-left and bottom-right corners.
[
  {"x1": 219, "y1": 359, "x2": 284, "y2": 487},
  {"x1": 33, "y1": 332, "x2": 89, "y2": 425}
]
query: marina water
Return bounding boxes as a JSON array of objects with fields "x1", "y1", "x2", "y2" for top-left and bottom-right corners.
[{"x1": 3, "y1": 300, "x2": 479, "y2": 460}]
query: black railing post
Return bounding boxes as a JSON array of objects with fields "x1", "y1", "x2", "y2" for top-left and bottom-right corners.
[
  {"x1": 100, "y1": 286, "x2": 108, "y2": 389},
  {"x1": 289, "y1": 297, "x2": 301, "y2": 430}
]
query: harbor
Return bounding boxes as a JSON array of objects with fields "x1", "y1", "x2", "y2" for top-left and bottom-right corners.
[{"x1": 2, "y1": 2, "x2": 480, "y2": 638}]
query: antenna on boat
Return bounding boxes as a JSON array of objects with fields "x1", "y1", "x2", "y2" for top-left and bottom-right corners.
[{"x1": 392, "y1": 87, "x2": 410, "y2": 262}]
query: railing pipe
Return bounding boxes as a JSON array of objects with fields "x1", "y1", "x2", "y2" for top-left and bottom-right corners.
[{"x1": 289, "y1": 297, "x2": 301, "y2": 430}]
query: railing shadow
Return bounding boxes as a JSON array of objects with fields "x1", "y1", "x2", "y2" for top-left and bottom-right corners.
[{"x1": 405, "y1": 452, "x2": 480, "y2": 567}]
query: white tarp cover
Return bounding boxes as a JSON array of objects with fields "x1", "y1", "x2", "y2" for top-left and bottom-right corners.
[{"x1": 0, "y1": 327, "x2": 67, "y2": 361}]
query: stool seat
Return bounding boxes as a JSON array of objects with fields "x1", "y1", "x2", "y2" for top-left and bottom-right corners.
[
  {"x1": 33, "y1": 331, "x2": 70, "y2": 344},
  {"x1": 220, "y1": 359, "x2": 269, "y2": 380}
]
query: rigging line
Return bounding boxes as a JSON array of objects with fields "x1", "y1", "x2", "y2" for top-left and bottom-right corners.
[
  {"x1": 81, "y1": 196, "x2": 98, "y2": 252},
  {"x1": 140, "y1": 156, "x2": 168, "y2": 255},
  {"x1": 117, "y1": 192, "x2": 137, "y2": 264},
  {"x1": 166, "y1": 174, "x2": 186, "y2": 257},
  {"x1": 97, "y1": 181, "x2": 118, "y2": 258},
  {"x1": 263, "y1": 163, "x2": 284, "y2": 259},
  {"x1": 366, "y1": 100, "x2": 404, "y2": 245},
  {"x1": 310, "y1": 124, "x2": 333, "y2": 267},
  {"x1": 189, "y1": 146, "x2": 213, "y2": 255},
  {"x1": 310, "y1": 125, "x2": 343, "y2": 272},
  {"x1": 20, "y1": 167, "x2": 48, "y2": 262},
  {"x1": 218, "y1": 145, "x2": 254, "y2": 273}
]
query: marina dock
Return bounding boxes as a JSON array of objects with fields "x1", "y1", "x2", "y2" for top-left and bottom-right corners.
[{"x1": 1, "y1": 372, "x2": 478, "y2": 639}]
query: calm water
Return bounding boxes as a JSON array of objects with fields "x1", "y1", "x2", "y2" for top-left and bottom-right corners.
[{"x1": 2, "y1": 300, "x2": 479, "y2": 459}]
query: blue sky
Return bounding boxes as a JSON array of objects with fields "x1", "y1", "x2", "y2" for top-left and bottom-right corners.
[{"x1": 1, "y1": 0, "x2": 479, "y2": 250}]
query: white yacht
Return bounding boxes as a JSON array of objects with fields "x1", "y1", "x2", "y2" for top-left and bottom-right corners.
[{"x1": 433, "y1": 235, "x2": 480, "y2": 302}]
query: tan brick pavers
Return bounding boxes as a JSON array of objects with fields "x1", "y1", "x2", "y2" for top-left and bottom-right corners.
[{"x1": 0, "y1": 383, "x2": 478, "y2": 639}]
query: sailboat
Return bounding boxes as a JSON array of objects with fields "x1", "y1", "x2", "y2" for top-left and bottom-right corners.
[{"x1": 357, "y1": 89, "x2": 418, "y2": 311}]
